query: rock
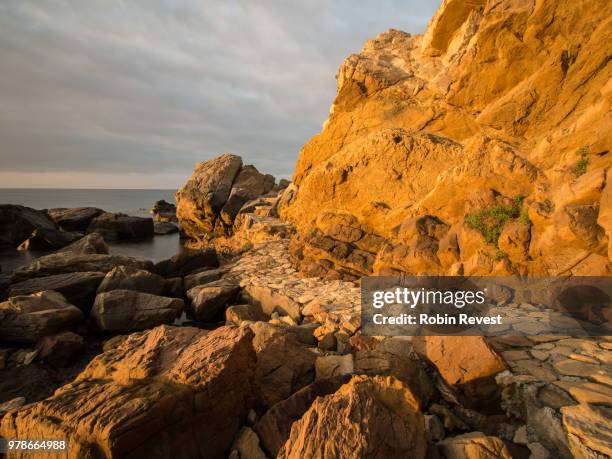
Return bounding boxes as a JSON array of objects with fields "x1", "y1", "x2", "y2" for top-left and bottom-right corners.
[
  {"x1": 150, "y1": 199, "x2": 177, "y2": 223},
  {"x1": 226, "y1": 304, "x2": 267, "y2": 325},
  {"x1": 560, "y1": 381, "x2": 612, "y2": 404},
  {"x1": 0, "y1": 291, "x2": 83, "y2": 343},
  {"x1": 438, "y1": 432, "x2": 512, "y2": 459},
  {"x1": 231, "y1": 427, "x2": 267, "y2": 459},
  {"x1": 96, "y1": 265, "x2": 166, "y2": 295},
  {"x1": 184, "y1": 267, "x2": 225, "y2": 290},
  {"x1": 11, "y1": 253, "x2": 154, "y2": 282},
  {"x1": 0, "y1": 205, "x2": 57, "y2": 247},
  {"x1": 154, "y1": 221, "x2": 179, "y2": 235},
  {"x1": 315, "y1": 354, "x2": 354, "y2": 380},
  {"x1": 162, "y1": 277, "x2": 184, "y2": 299},
  {"x1": 254, "y1": 376, "x2": 350, "y2": 457},
  {"x1": 186, "y1": 280, "x2": 240, "y2": 321},
  {"x1": 87, "y1": 212, "x2": 154, "y2": 241},
  {"x1": 57, "y1": 232, "x2": 109, "y2": 254},
  {"x1": 47, "y1": 207, "x2": 105, "y2": 232},
  {"x1": 255, "y1": 333, "x2": 316, "y2": 409},
  {"x1": 278, "y1": 375, "x2": 426, "y2": 459},
  {"x1": 8, "y1": 271, "x2": 105, "y2": 311},
  {"x1": 17, "y1": 227, "x2": 81, "y2": 251},
  {"x1": 91, "y1": 289, "x2": 184, "y2": 332},
  {"x1": 0, "y1": 325, "x2": 256, "y2": 458},
  {"x1": 425, "y1": 414, "x2": 445, "y2": 442},
  {"x1": 0, "y1": 397, "x2": 26, "y2": 417},
  {"x1": 36, "y1": 331, "x2": 84, "y2": 367},
  {"x1": 153, "y1": 249, "x2": 218, "y2": 278},
  {"x1": 242, "y1": 284, "x2": 301, "y2": 322},
  {"x1": 562, "y1": 403, "x2": 612, "y2": 458}
]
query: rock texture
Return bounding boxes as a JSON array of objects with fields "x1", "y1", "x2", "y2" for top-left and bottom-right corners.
[
  {"x1": 280, "y1": 0, "x2": 612, "y2": 277},
  {"x1": 97, "y1": 265, "x2": 166, "y2": 295},
  {"x1": 0, "y1": 325, "x2": 256, "y2": 458},
  {"x1": 176, "y1": 154, "x2": 277, "y2": 242},
  {"x1": 47, "y1": 207, "x2": 105, "y2": 232},
  {"x1": 0, "y1": 205, "x2": 57, "y2": 247},
  {"x1": 87, "y1": 212, "x2": 154, "y2": 241}
]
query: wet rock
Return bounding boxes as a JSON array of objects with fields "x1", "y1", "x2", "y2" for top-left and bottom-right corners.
[
  {"x1": 8, "y1": 271, "x2": 105, "y2": 311},
  {"x1": 96, "y1": 265, "x2": 166, "y2": 295},
  {"x1": 91, "y1": 290, "x2": 184, "y2": 332},
  {"x1": 153, "y1": 249, "x2": 218, "y2": 278},
  {"x1": 154, "y1": 221, "x2": 179, "y2": 235},
  {"x1": 57, "y1": 232, "x2": 109, "y2": 254},
  {"x1": 87, "y1": 212, "x2": 154, "y2": 241},
  {"x1": 438, "y1": 432, "x2": 512, "y2": 459},
  {"x1": 0, "y1": 205, "x2": 57, "y2": 247},
  {"x1": 0, "y1": 291, "x2": 83, "y2": 343},
  {"x1": 0, "y1": 325, "x2": 256, "y2": 459},
  {"x1": 47, "y1": 207, "x2": 105, "y2": 232},
  {"x1": 186, "y1": 280, "x2": 240, "y2": 321},
  {"x1": 278, "y1": 375, "x2": 426, "y2": 459},
  {"x1": 36, "y1": 331, "x2": 84, "y2": 367}
]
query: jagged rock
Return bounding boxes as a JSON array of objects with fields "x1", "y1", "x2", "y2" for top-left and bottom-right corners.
[
  {"x1": 184, "y1": 267, "x2": 225, "y2": 290},
  {"x1": 150, "y1": 199, "x2": 177, "y2": 223},
  {"x1": 230, "y1": 427, "x2": 267, "y2": 459},
  {"x1": 0, "y1": 325, "x2": 256, "y2": 458},
  {"x1": 254, "y1": 376, "x2": 350, "y2": 457},
  {"x1": 561, "y1": 403, "x2": 612, "y2": 458},
  {"x1": 226, "y1": 304, "x2": 268, "y2": 326},
  {"x1": 0, "y1": 291, "x2": 83, "y2": 343},
  {"x1": 8, "y1": 271, "x2": 105, "y2": 310},
  {"x1": 87, "y1": 212, "x2": 154, "y2": 241},
  {"x1": 154, "y1": 221, "x2": 179, "y2": 234},
  {"x1": 315, "y1": 354, "x2": 353, "y2": 380},
  {"x1": 153, "y1": 249, "x2": 218, "y2": 278},
  {"x1": 47, "y1": 207, "x2": 105, "y2": 232},
  {"x1": 96, "y1": 265, "x2": 166, "y2": 295},
  {"x1": 17, "y1": 227, "x2": 81, "y2": 251},
  {"x1": 91, "y1": 289, "x2": 184, "y2": 332},
  {"x1": 11, "y1": 253, "x2": 154, "y2": 282},
  {"x1": 0, "y1": 205, "x2": 57, "y2": 247},
  {"x1": 278, "y1": 375, "x2": 426, "y2": 459},
  {"x1": 57, "y1": 232, "x2": 109, "y2": 254},
  {"x1": 438, "y1": 432, "x2": 512, "y2": 459},
  {"x1": 186, "y1": 280, "x2": 240, "y2": 321},
  {"x1": 0, "y1": 397, "x2": 26, "y2": 417},
  {"x1": 36, "y1": 331, "x2": 85, "y2": 367}
]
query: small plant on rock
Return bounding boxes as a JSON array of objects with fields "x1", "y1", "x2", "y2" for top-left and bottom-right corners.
[
  {"x1": 465, "y1": 195, "x2": 526, "y2": 247},
  {"x1": 573, "y1": 146, "x2": 589, "y2": 176}
]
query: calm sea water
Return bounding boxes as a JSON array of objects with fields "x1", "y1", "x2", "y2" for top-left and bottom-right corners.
[{"x1": 0, "y1": 189, "x2": 182, "y2": 273}]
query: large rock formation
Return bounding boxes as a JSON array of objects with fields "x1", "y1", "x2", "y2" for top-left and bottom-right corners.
[
  {"x1": 176, "y1": 154, "x2": 277, "y2": 243},
  {"x1": 0, "y1": 205, "x2": 57, "y2": 247},
  {"x1": 280, "y1": 0, "x2": 612, "y2": 277}
]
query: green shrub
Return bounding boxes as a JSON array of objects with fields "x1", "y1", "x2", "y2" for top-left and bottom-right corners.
[
  {"x1": 466, "y1": 195, "x2": 527, "y2": 248},
  {"x1": 494, "y1": 250, "x2": 508, "y2": 261},
  {"x1": 573, "y1": 146, "x2": 589, "y2": 176}
]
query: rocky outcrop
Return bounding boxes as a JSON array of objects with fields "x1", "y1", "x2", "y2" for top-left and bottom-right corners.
[
  {"x1": 0, "y1": 325, "x2": 256, "y2": 458},
  {"x1": 91, "y1": 289, "x2": 184, "y2": 332},
  {"x1": 280, "y1": 0, "x2": 612, "y2": 277},
  {"x1": 176, "y1": 154, "x2": 278, "y2": 243},
  {"x1": 47, "y1": 207, "x2": 104, "y2": 232},
  {"x1": 0, "y1": 205, "x2": 57, "y2": 247},
  {"x1": 57, "y1": 232, "x2": 109, "y2": 255},
  {"x1": 186, "y1": 280, "x2": 240, "y2": 321},
  {"x1": 87, "y1": 212, "x2": 154, "y2": 241},
  {"x1": 0, "y1": 291, "x2": 83, "y2": 343},
  {"x1": 96, "y1": 265, "x2": 166, "y2": 295}
]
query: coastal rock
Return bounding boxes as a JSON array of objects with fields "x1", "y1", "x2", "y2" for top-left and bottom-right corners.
[
  {"x1": 0, "y1": 291, "x2": 83, "y2": 343},
  {"x1": 561, "y1": 403, "x2": 612, "y2": 458},
  {"x1": 47, "y1": 207, "x2": 104, "y2": 232},
  {"x1": 87, "y1": 212, "x2": 154, "y2": 241},
  {"x1": 0, "y1": 325, "x2": 256, "y2": 459},
  {"x1": 278, "y1": 375, "x2": 426, "y2": 459},
  {"x1": 57, "y1": 232, "x2": 109, "y2": 254},
  {"x1": 11, "y1": 253, "x2": 154, "y2": 282},
  {"x1": 226, "y1": 304, "x2": 268, "y2": 326},
  {"x1": 96, "y1": 265, "x2": 166, "y2": 295},
  {"x1": 315, "y1": 354, "x2": 354, "y2": 380},
  {"x1": 91, "y1": 289, "x2": 184, "y2": 332},
  {"x1": 230, "y1": 427, "x2": 267, "y2": 459},
  {"x1": 36, "y1": 331, "x2": 85, "y2": 367},
  {"x1": 242, "y1": 284, "x2": 301, "y2": 322},
  {"x1": 184, "y1": 267, "x2": 225, "y2": 290},
  {"x1": 438, "y1": 432, "x2": 512, "y2": 459},
  {"x1": 186, "y1": 280, "x2": 240, "y2": 321},
  {"x1": 17, "y1": 227, "x2": 81, "y2": 251},
  {"x1": 0, "y1": 205, "x2": 57, "y2": 247},
  {"x1": 153, "y1": 249, "x2": 218, "y2": 278},
  {"x1": 154, "y1": 221, "x2": 179, "y2": 235},
  {"x1": 8, "y1": 271, "x2": 105, "y2": 311},
  {"x1": 150, "y1": 199, "x2": 177, "y2": 223}
]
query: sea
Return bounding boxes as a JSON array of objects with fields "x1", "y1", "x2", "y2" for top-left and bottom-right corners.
[{"x1": 0, "y1": 189, "x2": 182, "y2": 273}]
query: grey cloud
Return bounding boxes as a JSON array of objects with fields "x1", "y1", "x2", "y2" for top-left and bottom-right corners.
[{"x1": 0, "y1": 0, "x2": 439, "y2": 185}]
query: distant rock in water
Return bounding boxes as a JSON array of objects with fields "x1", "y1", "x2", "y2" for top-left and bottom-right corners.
[
  {"x1": 47, "y1": 207, "x2": 104, "y2": 232},
  {"x1": 150, "y1": 199, "x2": 177, "y2": 223},
  {"x1": 0, "y1": 205, "x2": 57, "y2": 247},
  {"x1": 176, "y1": 153, "x2": 278, "y2": 243}
]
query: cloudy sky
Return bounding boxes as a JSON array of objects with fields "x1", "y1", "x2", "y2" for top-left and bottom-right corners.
[{"x1": 0, "y1": 0, "x2": 439, "y2": 189}]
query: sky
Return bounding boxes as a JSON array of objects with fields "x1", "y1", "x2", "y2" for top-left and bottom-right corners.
[{"x1": 0, "y1": 0, "x2": 439, "y2": 189}]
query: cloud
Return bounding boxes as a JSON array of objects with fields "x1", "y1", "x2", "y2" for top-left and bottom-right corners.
[{"x1": 0, "y1": 0, "x2": 439, "y2": 188}]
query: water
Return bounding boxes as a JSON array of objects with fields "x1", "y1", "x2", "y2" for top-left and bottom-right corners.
[{"x1": 0, "y1": 189, "x2": 182, "y2": 273}]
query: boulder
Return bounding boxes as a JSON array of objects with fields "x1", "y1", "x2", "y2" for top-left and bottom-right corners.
[
  {"x1": 0, "y1": 325, "x2": 256, "y2": 459},
  {"x1": 11, "y1": 253, "x2": 154, "y2": 282},
  {"x1": 186, "y1": 280, "x2": 240, "y2": 321},
  {"x1": 230, "y1": 427, "x2": 267, "y2": 459},
  {"x1": 57, "y1": 232, "x2": 109, "y2": 254},
  {"x1": 278, "y1": 375, "x2": 426, "y2": 459},
  {"x1": 150, "y1": 199, "x2": 177, "y2": 223},
  {"x1": 8, "y1": 271, "x2": 105, "y2": 311},
  {"x1": 91, "y1": 290, "x2": 184, "y2": 332},
  {"x1": 0, "y1": 291, "x2": 83, "y2": 343},
  {"x1": 96, "y1": 265, "x2": 166, "y2": 295},
  {"x1": 37, "y1": 331, "x2": 85, "y2": 367},
  {"x1": 561, "y1": 403, "x2": 612, "y2": 458},
  {"x1": 226, "y1": 304, "x2": 268, "y2": 326},
  {"x1": 184, "y1": 267, "x2": 225, "y2": 290},
  {"x1": 0, "y1": 205, "x2": 57, "y2": 247},
  {"x1": 242, "y1": 284, "x2": 301, "y2": 322},
  {"x1": 87, "y1": 212, "x2": 154, "y2": 241},
  {"x1": 315, "y1": 354, "x2": 354, "y2": 380},
  {"x1": 47, "y1": 207, "x2": 105, "y2": 232},
  {"x1": 154, "y1": 221, "x2": 179, "y2": 235},
  {"x1": 17, "y1": 227, "x2": 81, "y2": 251},
  {"x1": 254, "y1": 376, "x2": 350, "y2": 457},
  {"x1": 162, "y1": 277, "x2": 184, "y2": 299},
  {"x1": 154, "y1": 249, "x2": 218, "y2": 278},
  {"x1": 438, "y1": 432, "x2": 512, "y2": 459}
]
